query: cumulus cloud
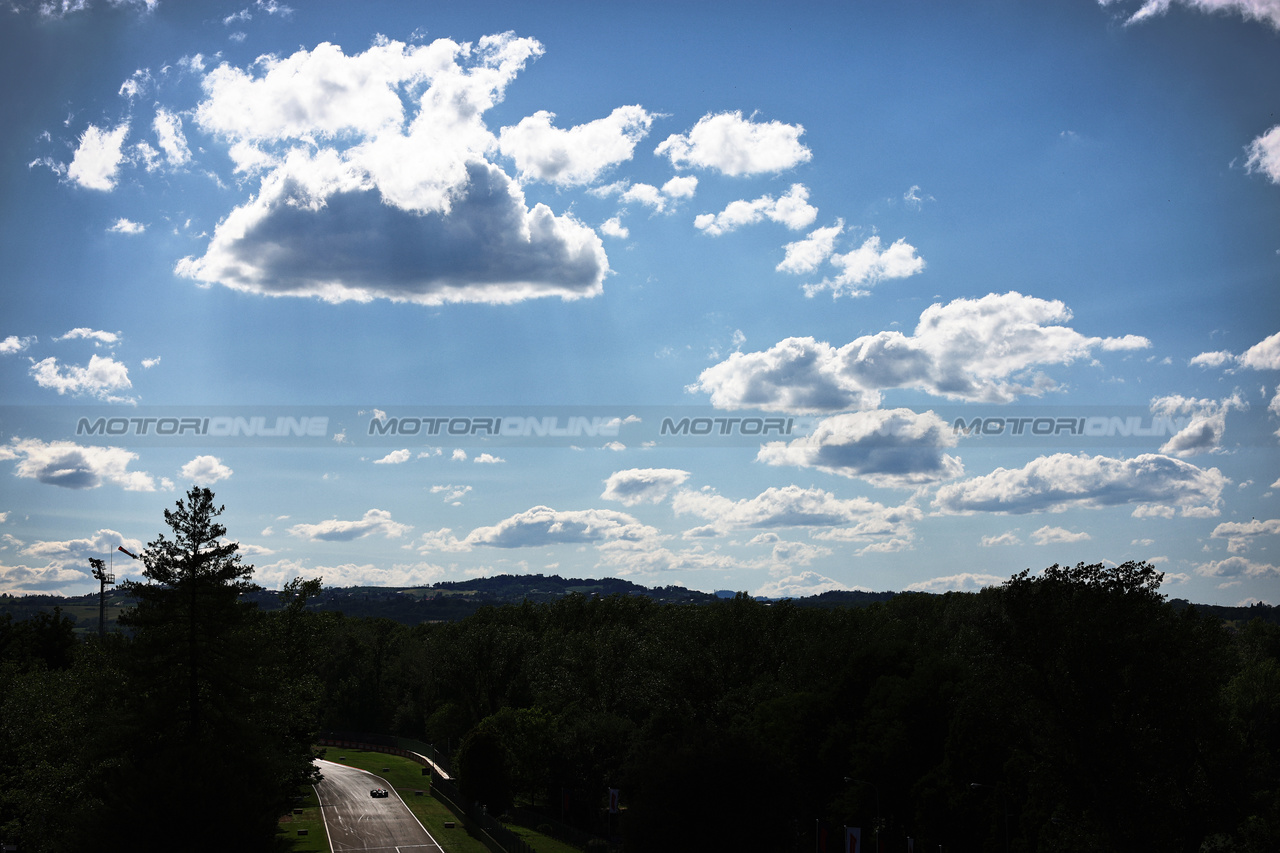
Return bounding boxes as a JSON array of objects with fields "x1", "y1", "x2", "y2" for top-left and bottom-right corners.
[
  {"x1": 801, "y1": 236, "x2": 926, "y2": 298},
  {"x1": 672, "y1": 485, "x2": 919, "y2": 542},
  {"x1": 0, "y1": 561, "x2": 97, "y2": 595},
  {"x1": 694, "y1": 184, "x2": 817, "y2": 235},
  {"x1": 693, "y1": 292, "x2": 1150, "y2": 412},
  {"x1": 776, "y1": 220, "x2": 844, "y2": 274},
  {"x1": 21, "y1": 528, "x2": 144, "y2": 563},
  {"x1": 1191, "y1": 330, "x2": 1280, "y2": 371},
  {"x1": 933, "y1": 452, "x2": 1228, "y2": 516},
  {"x1": 1195, "y1": 555, "x2": 1280, "y2": 582},
  {"x1": 499, "y1": 105, "x2": 655, "y2": 185},
  {"x1": 108, "y1": 218, "x2": 145, "y2": 234},
  {"x1": 255, "y1": 557, "x2": 445, "y2": 590},
  {"x1": 1031, "y1": 525, "x2": 1092, "y2": 545},
  {"x1": 655, "y1": 111, "x2": 812, "y2": 176},
  {"x1": 1100, "y1": 0, "x2": 1280, "y2": 30},
  {"x1": 1152, "y1": 392, "x2": 1247, "y2": 457},
  {"x1": 180, "y1": 455, "x2": 233, "y2": 485},
  {"x1": 601, "y1": 468, "x2": 691, "y2": 506},
  {"x1": 754, "y1": 570, "x2": 854, "y2": 599},
  {"x1": 906, "y1": 572, "x2": 1006, "y2": 592},
  {"x1": 67, "y1": 122, "x2": 130, "y2": 190},
  {"x1": 373, "y1": 449, "x2": 411, "y2": 464},
  {"x1": 287, "y1": 509, "x2": 413, "y2": 541},
  {"x1": 756, "y1": 409, "x2": 963, "y2": 488},
  {"x1": 174, "y1": 34, "x2": 609, "y2": 306},
  {"x1": 28, "y1": 354, "x2": 133, "y2": 401},
  {"x1": 1211, "y1": 517, "x2": 1280, "y2": 553},
  {"x1": 980, "y1": 531, "x2": 1022, "y2": 547},
  {"x1": 465, "y1": 505, "x2": 659, "y2": 548},
  {"x1": 55, "y1": 328, "x2": 119, "y2": 345},
  {"x1": 1, "y1": 336, "x2": 36, "y2": 354},
  {"x1": 0, "y1": 438, "x2": 166, "y2": 491}
]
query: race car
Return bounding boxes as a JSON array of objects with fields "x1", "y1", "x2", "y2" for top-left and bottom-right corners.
[{"x1": 370, "y1": 788, "x2": 389, "y2": 798}]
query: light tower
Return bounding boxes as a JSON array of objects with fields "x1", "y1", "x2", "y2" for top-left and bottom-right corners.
[{"x1": 89, "y1": 557, "x2": 115, "y2": 640}]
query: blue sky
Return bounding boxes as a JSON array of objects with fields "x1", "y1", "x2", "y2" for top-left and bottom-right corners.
[{"x1": 2, "y1": 0, "x2": 1278, "y2": 604}]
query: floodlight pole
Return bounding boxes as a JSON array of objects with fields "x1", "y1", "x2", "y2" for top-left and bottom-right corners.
[{"x1": 89, "y1": 557, "x2": 115, "y2": 640}]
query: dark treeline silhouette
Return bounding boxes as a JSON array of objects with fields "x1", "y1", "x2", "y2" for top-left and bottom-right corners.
[{"x1": 1, "y1": 491, "x2": 1277, "y2": 851}]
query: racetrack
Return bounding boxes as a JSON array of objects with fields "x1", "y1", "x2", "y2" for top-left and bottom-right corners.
[{"x1": 314, "y1": 758, "x2": 443, "y2": 852}]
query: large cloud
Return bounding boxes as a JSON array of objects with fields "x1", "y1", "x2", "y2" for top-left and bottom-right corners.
[
  {"x1": 600, "y1": 468, "x2": 691, "y2": 506},
  {"x1": 287, "y1": 509, "x2": 413, "y2": 541},
  {"x1": 175, "y1": 34, "x2": 609, "y2": 305},
  {"x1": 1152, "y1": 393, "x2": 1246, "y2": 457},
  {"x1": 672, "y1": 484, "x2": 920, "y2": 536},
  {"x1": 757, "y1": 409, "x2": 963, "y2": 488},
  {"x1": 933, "y1": 452, "x2": 1228, "y2": 516},
  {"x1": 0, "y1": 438, "x2": 167, "y2": 491},
  {"x1": 29, "y1": 355, "x2": 132, "y2": 401},
  {"x1": 692, "y1": 292, "x2": 1150, "y2": 412},
  {"x1": 1190, "y1": 330, "x2": 1280, "y2": 371},
  {"x1": 655, "y1": 111, "x2": 812, "y2": 175},
  {"x1": 465, "y1": 505, "x2": 659, "y2": 548}
]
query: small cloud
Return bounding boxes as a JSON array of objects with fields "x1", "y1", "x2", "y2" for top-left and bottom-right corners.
[
  {"x1": 108, "y1": 218, "x2": 145, "y2": 234},
  {"x1": 373, "y1": 449, "x2": 411, "y2": 465},
  {"x1": 179, "y1": 455, "x2": 233, "y2": 485}
]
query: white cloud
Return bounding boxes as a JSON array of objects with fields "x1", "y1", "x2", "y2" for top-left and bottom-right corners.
[
  {"x1": 1152, "y1": 392, "x2": 1247, "y2": 457},
  {"x1": 600, "y1": 217, "x2": 629, "y2": 239},
  {"x1": 176, "y1": 35, "x2": 609, "y2": 306},
  {"x1": 1195, "y1": 555, "x2": 1280, "y2": 581},
  {"x1": 473, "y1": 452, "x2": 505, "y2": 464},
  {"x1": 287, "y1": 509, "x2": 413, "y2": 541},
  {"x1": 655, "y1": 110, "x2": 812, "y2": 176},
  {"x1": 906, "y1": 572, "x2": 1006, "y2": 592},
  {"x1": 1100, "y1": 0, "x2": 1280, "y2": 30},
  {"x1": 672, "y1": 484, "x2": 919, "y2": 537},
  {"x1": 413, "y1": 526, "x2": 472, "y2": 553},
  {"x1": 757, "y1": 409, "x2": 963, "y2": 488},
  {"x1": 0, "y1": 561, "x2": 96, "y2": 595},
  {"x1": 28, "y1": 354, "x2": 132, "y2": 401},
  {"x1": 662, "y1": 175, "x2": 698, "y2": 198},
  {"x1": 254, "y1": 557, "x2": 445, "y2": 590},
  {"x1": 1191, "y1": 330, "x2": 1280, "y2": 370},
  {"x1": 1211, "y1": 517, "x2": 1280, "y2": 553},
  {"x1": 1246, "y1": 125, "x2": 1280, "y2": 182},
  {"x1": 1031, "y1": 525, "x2": 1092, "y2": 545},
  {"x1": 179, "y1": 455, "x2": 233, "y2": 485},
  {"x1": 499, "y1": 105, "x2": 655, "y2": 186},
  {"x1": 754, "y1": 571, "x2": 854, "y2": 598},
  {"x1": 55, "y1": 327, "x2": 119, "y2": 345},
  {"x1": 802, "y1": 236, "x2": 926, "y2": 298},
  {"x1": 108, "y1": 218, "x2": 145, "y2": 234},
  {"x1": 153, "y1": 108, "x2": 192, "y2": 167},
  {"x1": 67, "y1": 122, "x2": 130, "y2": 190},
  {"x1": 0, "y1": 336, "x2": 36, "y2": 354},
  {"x1": 693, "y1": 292, "x2": 1150, "y2": 412},
  {"x1": 600, "y1": 468, "x2": 690, "y2": 506},
  {"x1": 430, "y1": 484, "x2": 472, "y2": 504},
  {"x1": 141, "y1": 357, "x2": 160, "y2": 368},
  {"x1": 465, "y1": 505, "x2": 659, "y2": 548},
  {"x1": 21, "y1": 528, "x2": 143, "y2": 563},
  {"x1": 0, "y1": 438, "x2": 165, "y2": 491},
  {"x1": 980, "y1": 531, "x2": 1022, "y2": 547},
  {"x1": 934, "y1": 452, "x2": 1228, "y2": 516},
  {"x1": 694, "y1": 183, "x2": 817, "y2": 236},
  {"x1": 373, "y1": 449, "x2": 411, "y2": 464},
  {"x1": 777, "y1": 220, "x2": 843, "y2": 274}
]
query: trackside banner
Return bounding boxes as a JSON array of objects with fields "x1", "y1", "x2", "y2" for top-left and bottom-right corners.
[{"x1": 0, "y1": 405, "x2": 1249, "y2": 449}]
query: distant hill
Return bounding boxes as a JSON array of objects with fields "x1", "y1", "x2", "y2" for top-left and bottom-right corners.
[{"x1": 3, "y1": 574, "x2": 1276, "y2": 631}]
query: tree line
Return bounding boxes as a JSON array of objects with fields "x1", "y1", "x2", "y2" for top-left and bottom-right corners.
[{"x1": 2, "y1": 487, "x2": 1278, "y2": 851}]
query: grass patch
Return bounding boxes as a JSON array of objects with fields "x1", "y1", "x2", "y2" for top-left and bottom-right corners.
[
  {"x1": 275, "y1": 783, "x2": 329, "y2": 852},
  {"x1": 505, "y1": 823, "x2": 586, "y2": 853}
]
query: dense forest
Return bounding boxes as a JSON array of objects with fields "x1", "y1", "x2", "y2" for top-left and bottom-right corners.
[{"x1": 2, "y1": 488, "x2": 1278, "y2": 852}]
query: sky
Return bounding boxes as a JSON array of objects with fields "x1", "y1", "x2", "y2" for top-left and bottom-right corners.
[{"x1": 1, "y1": 0, "x2": 1278, "y2": 605}]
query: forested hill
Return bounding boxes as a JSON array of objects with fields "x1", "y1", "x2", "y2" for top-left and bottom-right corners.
[{"x1": 2, "y1": 572, "x2": 1276, "y2": 631}]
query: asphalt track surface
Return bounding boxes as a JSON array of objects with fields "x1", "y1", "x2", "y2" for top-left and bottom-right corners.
[{"x1": 314, "y1": 758, "x2": 443, "y2": 852}]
